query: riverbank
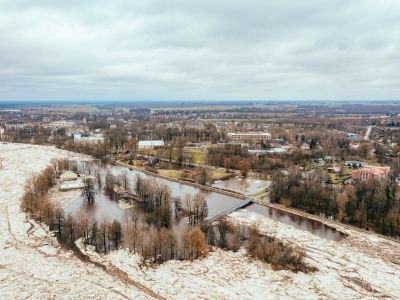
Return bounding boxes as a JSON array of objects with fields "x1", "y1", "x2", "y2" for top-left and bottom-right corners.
[{"x1": 263, "y1": 201, "x2": 400, "y2": 244}]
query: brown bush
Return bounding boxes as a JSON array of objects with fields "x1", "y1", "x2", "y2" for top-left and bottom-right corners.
[{"x1": 246, "y1": 225, "x2": 317, "y2": 273}]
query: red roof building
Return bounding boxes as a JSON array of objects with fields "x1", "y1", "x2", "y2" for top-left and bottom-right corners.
[{"x1": 352, "y1": 166, "x2": 389, "y2": 181}]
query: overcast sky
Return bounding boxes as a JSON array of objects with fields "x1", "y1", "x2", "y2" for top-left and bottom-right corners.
[{"x1": 0, "y1": 0, "x2": 399, "y2": 101}]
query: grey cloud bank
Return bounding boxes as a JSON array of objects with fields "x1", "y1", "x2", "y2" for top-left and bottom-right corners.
[{"x1": 0, "y1": 0, "x2": 399, "y2": 100}]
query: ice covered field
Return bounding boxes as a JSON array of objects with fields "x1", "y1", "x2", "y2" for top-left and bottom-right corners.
[
  {"x1": 0, "y1": 143, "x2": 152, "y2": 299},
  {"x1": 1, "y1": 142, "x2": 399, "y2": 299}
]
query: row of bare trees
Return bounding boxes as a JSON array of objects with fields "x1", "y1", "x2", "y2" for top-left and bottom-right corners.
[
  {"x1": 21, "y1": 166, "x2": 57, "y2": 224},
  {"x1": 246, "y1": 225, "x2": 316, "y2": 273},
  {"x1": 56, "y1": 213, "x2": 122, "y2": 253},
  {"x1": 124, "y1": 219, "x2": 208, "y2": 262}
]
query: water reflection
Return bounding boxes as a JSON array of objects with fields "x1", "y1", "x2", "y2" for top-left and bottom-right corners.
[
  {"x1": 246, "y1": 203, "x2": 345, "y2": 242},
  {"x1": 212, "y1": 176, "x2": 271, "y2": 196},
  {"x1": 64, "y1": 164, "x2": 344, "y2": 242}
]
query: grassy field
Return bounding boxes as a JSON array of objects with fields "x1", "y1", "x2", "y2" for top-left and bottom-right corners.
[
  {"x1": 211, "y1": 168, "x2": 233, "y2": 180},
  {"x1": 326, "y1": 167, "x2": 352, "y2": 184},
  {"x1": 141, "y1": 147, "x2": 208, "y2": 165},
  {"x1": 158, "y1": 169, "x2": 183, "y2": 180},
  {"x1": 366, "y1": 160, "x2": 382, "y2": 167},
  {"x1": 158, "y1": 167, "x2": 232, "y2": 182}
]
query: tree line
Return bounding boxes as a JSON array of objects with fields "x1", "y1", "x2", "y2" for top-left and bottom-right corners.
[{"x1": 270, "y1": 170, "x2": 400, "y2": 237}]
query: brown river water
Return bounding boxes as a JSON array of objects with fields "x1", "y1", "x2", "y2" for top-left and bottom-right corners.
[{"x1": 65, "y1": 164, "x2": 345, "y2": 242}]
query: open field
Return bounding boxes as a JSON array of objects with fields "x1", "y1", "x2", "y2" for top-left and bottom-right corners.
[{"x1": 141, "y1": 147, "x2": 208, "y2": 165}]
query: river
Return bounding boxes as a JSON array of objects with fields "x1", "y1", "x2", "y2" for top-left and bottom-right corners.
[{"x1": 65, "y1": 163, "x2": 345, "y2": 242}]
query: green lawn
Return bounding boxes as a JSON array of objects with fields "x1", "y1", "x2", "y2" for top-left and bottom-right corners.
[
  {"x1": 141, "y1": 147, "x2": 207, "y2": 165},
  {"x1": 366, "y1": 160, "x2": 382, "y2": 167}
]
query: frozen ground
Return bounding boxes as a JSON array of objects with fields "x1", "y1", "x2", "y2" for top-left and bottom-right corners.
[
  {"x1": 0, "y1": 143, "x2": 153, "y2": 299},
  {"x1": 83, "y1": 209, "x2": 400, "y2": 300},
  {"x1": 1, "y1": 142, "x2": 399, "y2": 300}
]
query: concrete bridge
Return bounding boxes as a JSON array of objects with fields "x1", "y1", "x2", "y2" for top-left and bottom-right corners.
[{"x1": 204, "y1": 198, "x2": 253, "y2": 223}]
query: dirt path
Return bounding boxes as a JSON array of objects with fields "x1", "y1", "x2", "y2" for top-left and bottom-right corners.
[{"x1": 71, "y1": 244, "x2": 165, "y2": 300}]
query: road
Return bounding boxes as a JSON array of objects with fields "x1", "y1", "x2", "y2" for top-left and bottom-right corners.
[{"x1": 364, "y1": 125, "x2": 373, "y2": 140}]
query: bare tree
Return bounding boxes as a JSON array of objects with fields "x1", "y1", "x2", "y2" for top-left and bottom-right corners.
[
  {"x1": 105, "y1": 170, "x2": 116, "y2": 198},
  {"x1": 184, "y1": 193, "x2": 208, "y2": 226},
  {"x1": 119, "y1": 171, "x2": 130, "y2": 192},
  {"x1": 82, "y1": 178, "x2": 95, "y2": 204},
  {"x1": 196, "y1": 167, "x2": 211, "y2": 186}
]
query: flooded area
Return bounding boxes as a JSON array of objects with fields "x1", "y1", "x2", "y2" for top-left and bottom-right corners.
[
  {"x1": 63, "y1": 162, "x2": 345, "y2": 242},
  {"x1": 65, "y1": 164, "x2": 244, "y2": 224},
  {"x1": 245, "y1": 203, "x2": 345, "y2": 242},
  {"x1": 212, "y1": 176, "x2": 271, "y2": 196}
]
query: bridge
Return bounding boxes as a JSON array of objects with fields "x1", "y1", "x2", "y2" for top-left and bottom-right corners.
[
  {"x1": 204, "y1": 198, "x2": 253, "y2": 223},
  {"x1": 121, "y1": 192, "x2": 143, "y2": 203}
]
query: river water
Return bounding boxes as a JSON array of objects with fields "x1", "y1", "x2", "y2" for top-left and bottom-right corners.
[
  {"x1": 212, "y1": 176, "x2": 271, "y2": 196},
  {"x1": 65, "y1": 163, "x2": 345, "y2": 242}
]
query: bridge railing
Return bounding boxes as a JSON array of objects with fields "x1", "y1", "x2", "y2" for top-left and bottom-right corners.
[{"x1": 205, "y1": 198, "x2": 253, "y2": 223}]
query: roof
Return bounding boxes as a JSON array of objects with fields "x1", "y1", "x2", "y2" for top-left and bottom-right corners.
[
  {"x1": 60, "y1": 171, "x2": 78, "y2": 181},
  {"x1": 138, "y1": 140, "x2": 164, "y2": 147},
  {"x1": 354, "y1": 166, "x2": 389, "y2": 176},
  {"x1": 227, "y1": 132, "x2": 271, "y2": 136}
]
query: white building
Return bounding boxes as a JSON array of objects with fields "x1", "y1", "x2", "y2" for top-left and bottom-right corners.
[
  {"x1": 138, "y1": 140, "x2": 165, "y2": 149},
  {"x1": 227, "y1": 132, "x2": 271, "y2": 143},
  {"x1": 73, "y1": 131, "x2": 104, "y2": 144}
]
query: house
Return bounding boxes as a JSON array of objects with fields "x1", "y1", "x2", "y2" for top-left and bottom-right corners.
[
  {"x1": 60, "y1": 179, "x2": 84, "y2": 191},
  {"x1": 323, "y1": 156, "x2": 335, "y2": 163},
  {"x1": 351, "y1": 166, "x2": 390, "y2": 181},
  {"x1": 183, "y1": 168, "x2": 199, "y2": 177},
  {"x1": 74, "y1": 131, "x2": 104, "y2": 144},
  {"x1": 0, "y1": 131, "x2": 15, "y2": 140},
  {"x1": 267, "y1": 147, "x2": 286, "y2": 154},
  {"x1": 148, "y1": 156, "x2": 158, "y2": 166},
  {"x1": 345, "y1": 160, "x2": 367, "y2": 168},
  {"x1": 347, "y1": 133, "x2": 359, "y2": 141},
  {"x1": 138, "y1": 140, "x2": 165, "y2": 149}
]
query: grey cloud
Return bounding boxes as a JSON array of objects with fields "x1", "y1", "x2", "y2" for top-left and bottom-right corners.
[{"x1": 0, "y1": 0, "x2": 399, "y2": 100}]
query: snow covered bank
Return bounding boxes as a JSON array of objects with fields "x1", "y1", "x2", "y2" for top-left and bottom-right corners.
[
  {"x1": 0, "y1": 143, "x2": 151, "y2": 299},
  {"x1": 76, "y1": 203, "x2": 400, "y2": 299}
]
